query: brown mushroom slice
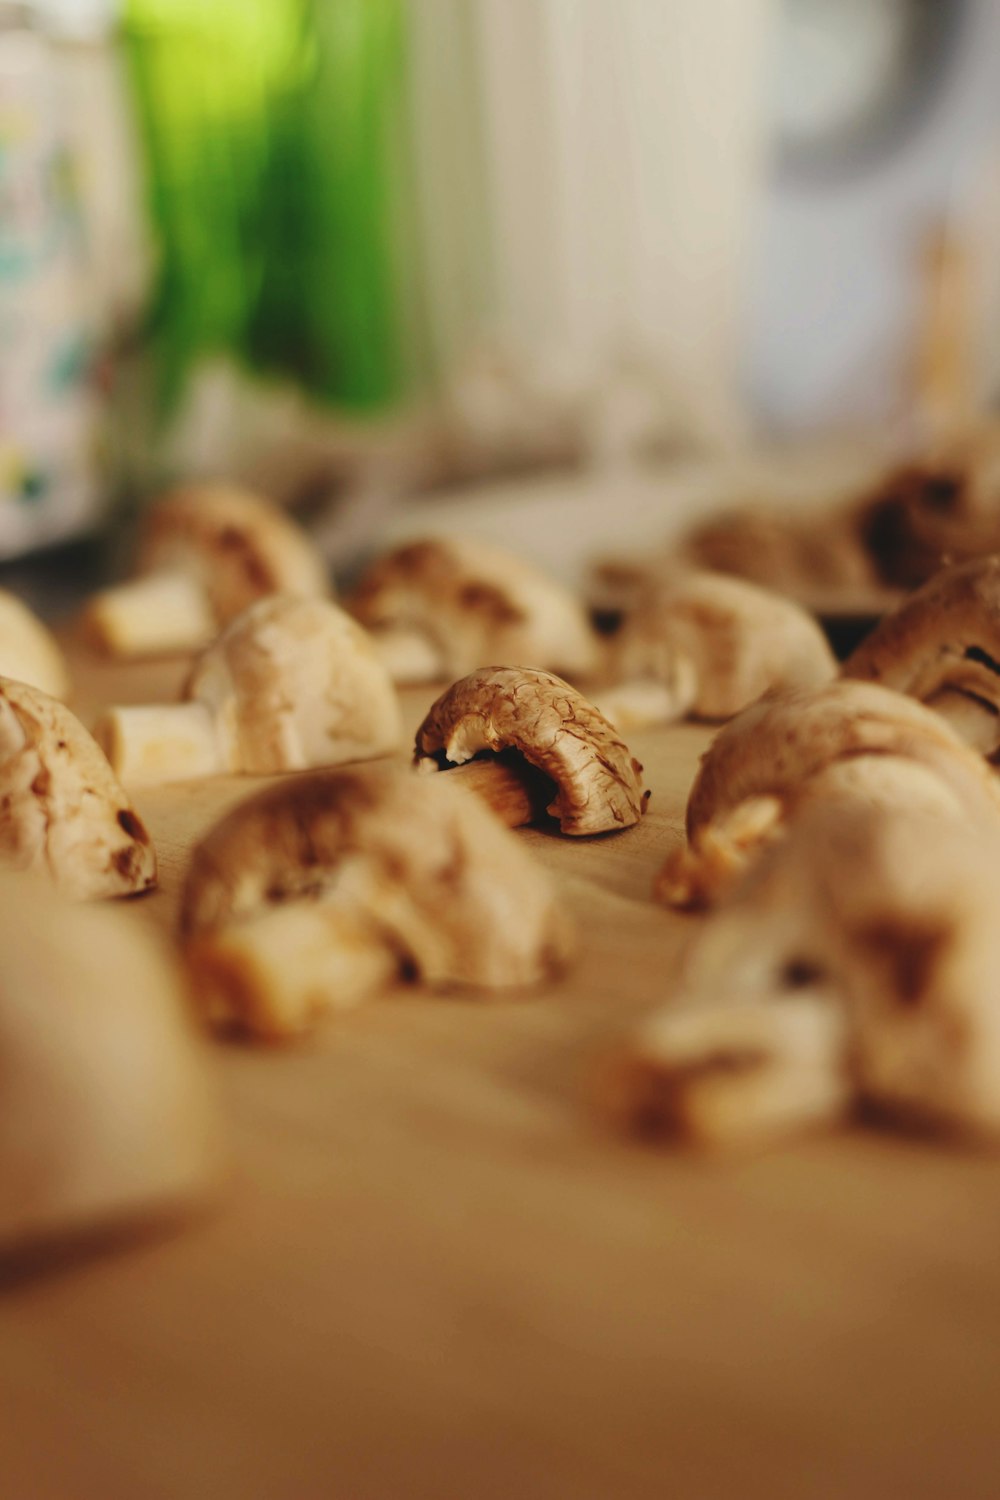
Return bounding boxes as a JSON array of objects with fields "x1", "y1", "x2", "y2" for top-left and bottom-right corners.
[
  {"x1": 610, "y1": 798, "x2": 1000, "y2": 1151},
  {"x1": 0, "y1": 873, "x2": 221, "y2": 1257},
  {"x1": 84, "y1": 483, "x2": 330, "y2": 659},
  {"x1": 348, "y1": 537, "x2": 599, "y2": 684},
  {"x1": 602, "y1": 997, "x2": 850, "y2": 1151},
  {"x1": 0, "y1": 589, "x2": 70, "y2": 699},
  {"x1": 602, "y1": 571, "x2": 836, "y2": 728},
  {"x1": 658, "y1": 681, "x2": 1000, "y2": 910},
  {"x1": 413, "y1": 666, "x2": 648, "y2": 835},
  {"x1": 828, "y1": 807, "x2": 1000, "y2": 1138},
  {"x1": 95, "y1": 597, "x2": 402, "y2": 785},
  {"x1": 842, "y1": 556, "x2": 1000, "y2": 757},
  {"x1": 181, "y1": 767, "x2": 573, "y2": 1041},
  {"x1": 0, "y1": 677, "x2": 156, "y2": 899}
]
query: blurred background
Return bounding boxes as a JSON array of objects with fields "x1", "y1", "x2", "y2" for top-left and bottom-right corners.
[{"x1": 3, "y1": 0, "x2": 1000, "y2": 574}]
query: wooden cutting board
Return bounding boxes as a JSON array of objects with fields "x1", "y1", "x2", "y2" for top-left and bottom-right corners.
[{"x1": 3, "y1": 640, "x2": 1000, "y2": 1500}]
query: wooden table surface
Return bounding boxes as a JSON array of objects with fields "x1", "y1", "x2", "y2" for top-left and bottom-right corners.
[{"x1": 3, "y1": 644, "x2": 1000, "y2": 1500}]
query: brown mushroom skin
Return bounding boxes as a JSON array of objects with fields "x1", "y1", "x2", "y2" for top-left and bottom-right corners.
[
  {"x1": 414, "y1": 666, "x2": 649, "y2": 836},
  {"x1": 685, "y1": 680, "x2": 1000, "y2": 842},
  {"x1": 608, "y1": 571, "x2": 837, "y2": 721},
  {"x1": 138, "y1": 483, "x2": 330, "y2": 623},
  {"x1": 349, "y1": 537, "x2": 598, "y2": 682},
  {"x1": 180, "y1": 766, "x2": 574, "y2": 1039},
  {"x1": 0, "y1": 678, "x2": 157, "y2": 899},
  {"x1": 841, "y1": 556, "x2": 1000, "y2": 754}
]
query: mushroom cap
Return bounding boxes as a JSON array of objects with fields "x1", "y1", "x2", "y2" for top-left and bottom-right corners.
[
  {"x1": 842, "y1": 555, "x2": 1000, "y2": 711},
  {"x1": 0, "y1": 677, "x2": 157, "y2": 899},
  {"x1": 681, "y1": 800, "x2": 1000, "y2": 1138},
  {"x1": 850, "y1": 446, "x2": 1000, "y2": 590},
  {"x1": 678, "y1": 504, "x2": 875, "y2": 596},
  {"x1": 0, "y1": 589, "x2": 69, "y2": 699},
  {"x1": 685, "y1": 679, "x2": 1000, "y2": 841},
  {"x1": 0, "y1": 872, "x2": 221, "y2": 1256},
  {"x1": 414, "y1": 666, "x2": 648, "y2": 835},
  {"x1": 180, "y1": 765, "x2": 572, "y2": 991},
  {"x1": 348, "y1": 536, "x2": 599, "y2": 680},
  {"x1": 138, "y1": 484, "x2": 330, "y2": 624},
  {"x1": 611, "y1": 571, "x2": 836, "y2": 719},
  {"x1": 185, "y1": 596, "x2": 403, "y2": 774}
]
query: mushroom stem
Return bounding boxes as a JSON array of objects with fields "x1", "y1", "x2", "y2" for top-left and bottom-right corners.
[
  {"x1": 187, "y1": 901, "x2": 399, "y2": 1040},
  {"x1": 431, "y1": 757, "x2": 555, "y2": 829},
  {"x1": 371, "y1": 627, "x2": 445, "y2": 685},
  {"x1": 84, "y1": 571, "x2": 217, "y2": 659},
  {"x1": 95, "y1": 702, "x2": 223, "y2": 785}
]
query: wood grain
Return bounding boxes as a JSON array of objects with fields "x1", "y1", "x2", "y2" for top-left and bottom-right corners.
[{"x1": 2, "y1": 640, "x2": 1000, "y2": 1499}]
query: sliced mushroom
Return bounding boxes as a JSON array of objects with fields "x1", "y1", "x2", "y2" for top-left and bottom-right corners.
[
  {"x1": 181, "y1": 766, "x2": 573, "y2": 1040},
  {"x1": 602, "y1": 997, "x2": 851, "y2": 1151},
  {"x1": 598, "y1": 571, "x2": 836, "y2": 730},
  {"x1": 84, "y1": 483, "x2": 330, "y2": 659},
  {"x1": 413, "y1": 666, "x2": 648, "y2": 835},
  {"x1": 348, "y1": 537, "x2": 599, "y2": 684},
  {"x1": 0, "y1": 872, "x2": 221, "y2": 1256},
  {"x1": 842, "y1": 556, "x2": 1000, "y2": 757},
  {"x1": 658, "y1": 680, "x2": 1000, "y2": 909},
  {"x1": 612, "y1": 798, "x2": 1000, "y2": 1150},
  {"x1": 94, "y1": 597, "x2": 402, "y2": 785},
  {"x1": 0, "y1": 589, "x2": 70, "y2": 699},
  {"x1": 0, "y1": 677, "x2": 157, "y2": 899}
]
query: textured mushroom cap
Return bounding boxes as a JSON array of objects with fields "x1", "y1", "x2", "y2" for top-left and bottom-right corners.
[
  {"x1": 0, "y1": 678, "x2": 157, "y2": 899},
  {"x1": 349, "y1": 537, "x2": 599, "y2": 680},
  {"x1": 414, "y1": 666, "x2": 648, "y2": 836},
  {"x1": 611, "y1": 571, "x2": 836, "y2": 719},
  {"x1": 0, "y1": 873, "x2": 221, "y2": 1255},
  {"x1": 138, "y1": 483, "x2": 330, "y2": 624},
  {"x1": 185, "y1": 596, "x2": 403, "y2": 774},
  {"x1": 181, "y1": 765, "x2": 572, "y2": 990},
  {"x1": 0, "y1": 590, "x2": 69, "y2": 699},
  {"x1": 843, "y1": 555, "x2": 1000, "y2": 708},
  {"x1": 685, "y1": 679, "x2": 1000, "y2": 840}
]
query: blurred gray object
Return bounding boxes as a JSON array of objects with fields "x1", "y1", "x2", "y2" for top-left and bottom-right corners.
[{"x1": 750, "y1": 0, "x2": 1000, "y2": 433}]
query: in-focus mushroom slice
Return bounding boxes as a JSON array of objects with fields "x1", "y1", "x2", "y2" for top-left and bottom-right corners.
[
  {"x1": 0, "y1": 589, "x2": 70, "y2": 699},
  {"x1": 181, "y1": 766, "x2": 574, "y2": 1041},
  {"x1": 842, "y1": 556, "x2": 1000, "y2": 758},
  {"x1": 94, "y1": 597, "x2": 402, "y2": 785},
  {"x1": 600, "y1": 571, "x2": 836, "y2": 729},
  {"x1": 348, "y1": 536, "x2": 599, "y2": 684},
  {"x1": 0, "y1": 872, "x2": 221, "y2": 1258},
  {"x1": 0, "y1": 677, "x2": 157, "y2": 899},
  {"x1": 83, "y1": 483, "x2": 331, "y2": 659},
  {"x1": 658, "y1": 680, "x2": 1000, "y2": 910},
  {"x1": 413, "y1": 666, "x2": 649, "y2": 835}
]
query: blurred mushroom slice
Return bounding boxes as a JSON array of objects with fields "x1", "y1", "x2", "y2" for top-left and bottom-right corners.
[
  {"x1": 599, "y1": 571, "x2": 836, "y2": 730},
  {"x1": 603, "y1": 997, "x2": 850, "y2": 1151},
  {"x1": 0, "y1": 873, "x2": 221, "y2": 1257},
  {"x1": 414, "y1": 666, "x2": 649, "y2": 835},
  {"x1": 830, "y1": 808, "x2": 1000, "y2": 1138},
  {"x1": 0, "y1": 677, "x2": 156, "y2": 899},
  {"x1": 610, "y1": 796, "x2": 1000, "y2": 1154},
  {"x1": 348, "y1": 536, "x2": 599, "y2": 684},
  {"x1": 94, "y1": 597, "x2": 402, "y2": 785},
  {"x1": 84, "y1": 483, "x2": 331, "y2": 659},
  {"x1": 0, "y1": 589, "x2": 70, "y2": 699},
  {"x1": 658, "y1": 681, "x2": 1000, "y2": 910},
  {"x1": 842, "y1": 556, "x2": 1000, "y2": 757},
  {"x1": 181, "y1": 767, "x2": 573, "y2": 1041}
]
